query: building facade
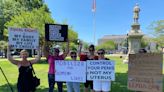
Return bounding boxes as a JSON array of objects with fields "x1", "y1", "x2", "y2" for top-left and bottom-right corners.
[{"x1": 98, "y1": 35, "x2": 127, "y2": 53}]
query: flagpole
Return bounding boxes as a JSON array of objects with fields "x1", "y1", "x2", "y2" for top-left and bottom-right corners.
[
  {"x1": 92, "y1": 0, "x2": 96, "y2": 45},
  {"x1": 93, "y1": 9, "x2": 96, "y2": 45}
]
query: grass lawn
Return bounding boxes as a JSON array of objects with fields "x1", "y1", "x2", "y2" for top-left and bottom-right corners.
[{"x1": 0, "y1": 56, "x2": 163, "y2": 92}]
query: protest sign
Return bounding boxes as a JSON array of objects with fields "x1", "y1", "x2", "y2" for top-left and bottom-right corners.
[
  {"x1": 87, "y1": 60, "x2": 115, "y2": 81},
  {"x1": 45, "y1": 24, "x2": 68, "y2": 42},
  {"x1": 8, "y1": 27, "x2": 39, "y2": 49},
  {"x1": 128, "y1": 53, "x2": 163, "y2": 92},
  {"x1": 55, "y1": 60, "x2": 86, "y2": 83}
]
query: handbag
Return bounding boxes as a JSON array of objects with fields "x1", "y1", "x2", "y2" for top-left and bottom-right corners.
[
  {"x1": 32, "y1": 76, "x2": 40, "y2": 87},
  {"x1": 29, "y1": 61, "x2": 40, "y2": 89}
]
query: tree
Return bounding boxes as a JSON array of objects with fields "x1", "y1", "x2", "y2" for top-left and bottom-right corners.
[
  {"x1": 141, "y1": 36, "x2": 151, "y2": 48},
  {"x1": 83, "y1": 41, "x2": 89, "y2": 51},
  {"x1": 68, "y1": 27, "x2": 78, "y2": 42},
  {"x1": 0, "y1": 0, "x2": 24, "y2": 40},
  {"x1": 15, "y1": 0, "x2": 49, "y2": 12},
  {"x1": 148, "y1": 20, "x2": 164, "y2": 47},
  {"x1": 15, "y1": 0, "x2": 43, "y2": 10},
  {"x1": 5, "y1": 7, "x2": 54, "y2": 46},
  {"x1": 96, "y1": 40, "x2": 116, "y2": 51},
  {"x1": 0, "y1": 41, "x2": 8, "y2": 58},
  {"x1": 0, "y1": 0, "x2": 48, "y2": 40}
]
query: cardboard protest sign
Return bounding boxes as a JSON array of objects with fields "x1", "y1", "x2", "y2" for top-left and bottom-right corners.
[
  {"x1": 45, "y1": 24, "x2": 68, "y2": 42},
  {"x1": 8, "y1": 27, "x2": 39, "y2": 49},
  {"x1": 128, "y1": 53, "x2": 163, "y2": 92},
  {"x1": 87, "y1": 60, "x2": 115, "y2": 81},
  {"x1": 55, "y1": 60, "x2": 86, "y2": 83}
]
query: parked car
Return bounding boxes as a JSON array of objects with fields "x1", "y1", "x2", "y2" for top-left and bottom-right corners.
[
  {"x1": 0, "y1": 52, "x2": 3, "y2": 56},
  {"x1": 11, "y1": 51, "x2": 20, "y2": 55}
]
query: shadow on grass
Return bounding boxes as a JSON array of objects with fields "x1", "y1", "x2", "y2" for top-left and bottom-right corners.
[
  {"x1": 1, "y1": 73, "x2": 163, "y2": 92},
  {"x1": 0, "y1": 84, "x2": 17, "y2": 92},
  {"x1": 0, "y1": 83, "x2": 52, "y2": 92},
  {"x1": 0, "y1": 83, "x2": 84, "y2": 92},
  {"x1": 111, "y1": 73, "x2": 133, "y2": 92}
]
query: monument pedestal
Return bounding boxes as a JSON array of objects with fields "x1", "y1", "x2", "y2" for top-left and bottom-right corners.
[{"x1": 123, "y1": 23, "x2": 143, "y2": 63}]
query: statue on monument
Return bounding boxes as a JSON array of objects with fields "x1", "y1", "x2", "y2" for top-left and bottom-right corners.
[{"x1": 133, "y1": 3, "x2": 140, "y2": 23}]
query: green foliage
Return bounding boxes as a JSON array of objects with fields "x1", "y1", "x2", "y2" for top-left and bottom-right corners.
[
  {"x1": 140, "y1": 37, "x2": 150, "y2": 48},
  {"x1": 69, "y1": 42, "x2": 77, "y2": 51},
  {"x1": 0, "y1": 0, "x2": 24, "y2": 39},
  {"x1": 68, "y1": 27, "x2": 78, "y2": 42},
  {"x1": 15, "y1": 0, "x2": 45, "y2": 11},
  {"x1": 121, "y1": 39, "x2": 128, "y2": 48},
  {"x1": 83, "y1": 41, "x2": 89, "y2": 51},
  {"x1": 5, "y1": 7, "x2": 54, "y2": 45},
  {"x1": 0, "y1": 41, "x2": 7, "y2": 50},
  {"x1": 96, "y1": 40, "x2": 116, "y2": 50},
  {"x1": 0, "y1": 0, "x2": 47, "y2": 40},
  {"x1": 149, "y1": 20, "x2": 164, "y2": 47}
]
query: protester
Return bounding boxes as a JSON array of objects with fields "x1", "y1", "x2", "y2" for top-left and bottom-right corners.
[
  {"x1": 78, "y1": 43, "x2": 98, "y2": 92},
  {"x1": 43, "y1": 40, "x2": 69, "y2": 92},
  {"x1": 93, "y1": 49, "x2": 111, "y2": 92},
  {"x1": 7, "y1": 45, "x2": 41, "y2": 92},
  {"x1": 66, "y1": 51, "x2": 80, "y2": 92}
]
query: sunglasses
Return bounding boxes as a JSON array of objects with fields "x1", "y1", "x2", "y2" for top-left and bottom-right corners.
[
  {"x1": 54, "y1": 50, "x2": 59, "y2": 53},
  {"x1": 71, "y1": 55, "x2": 77, "y2": 58},
  {"x1": 97, "y1": 52, "x2": 104, "y2": 55}
]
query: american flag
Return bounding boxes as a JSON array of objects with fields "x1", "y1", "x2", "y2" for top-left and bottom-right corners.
[{"x1": 92, "y1": 0, "x2": 96, "y2": 12}]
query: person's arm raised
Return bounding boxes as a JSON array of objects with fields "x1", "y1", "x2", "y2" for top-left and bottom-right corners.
[
  {"x1": 30, "y1": 47, "x2": 41, "y2": 64},
  {"x1": 63, "y1": 39, "x2": 69, "y2": 58},
  {"x1": 43, "y1": 41, "x2": 50, "y2": 59},
  {"x1": 77, "y1": 41, "x2": 82, "y2": 57},
  {"x1": 7, "y1": 45, "x2": 19, "y2": 65}
]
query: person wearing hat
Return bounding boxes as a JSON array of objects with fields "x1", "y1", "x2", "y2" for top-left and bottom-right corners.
[{"x1": 43, "y1": 40, "x2": 69, "y2": 92}]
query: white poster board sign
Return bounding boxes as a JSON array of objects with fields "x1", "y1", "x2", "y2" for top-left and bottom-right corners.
[
  {"x1": 8, "y1": 27, "x2": 39, "y2": 49},
  {"x1": 55, "y1": 60, "x2": 86, "y2": 83},
  {"x1": 87, "y1": 60, "x2": 115, "y2": 81}
]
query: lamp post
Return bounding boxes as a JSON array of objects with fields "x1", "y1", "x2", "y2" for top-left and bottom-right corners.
[{"x1": 123, "y1": 32, "x2": 129, "y2": 63}]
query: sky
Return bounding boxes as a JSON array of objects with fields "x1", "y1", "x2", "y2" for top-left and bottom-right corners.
[{"x1": 45, "y1": 0, "x2": 164, "y2": 45}]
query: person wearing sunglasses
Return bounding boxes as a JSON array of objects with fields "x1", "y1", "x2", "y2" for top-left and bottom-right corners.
[
  {"x1": 93, "y1": 49, "x2": 111, "y2": 92},
  {"x1": 78, "y1": 43, "x2": 98, "y2": 92},
  {"x1": 43, "y1": 40, "x2": 69, "y2": 92},
  {"x1": 66, "y1": 51, "x2": 80, "y2": 92}
]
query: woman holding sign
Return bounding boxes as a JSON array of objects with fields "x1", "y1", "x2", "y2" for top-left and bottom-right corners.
[
  {"x1": 78, "y1": 43, "x2": 98, "y2": 92},
  {"x1": 93, "y1": 49, "x2": 111, "y2": 92},
  {"x1": 43, "y1": 40, "x2": 69, "y2": 92},
  {"x1": 7, "y1": 45, "x2": 41, "y2": 92},
  {"x1": 66, "y1": 51, "x2": 80, "y2": 92}
]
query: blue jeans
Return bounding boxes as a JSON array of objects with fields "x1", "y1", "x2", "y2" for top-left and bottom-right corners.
[
  {"x1": 48, "y1": 74, "x2": 63, "y2": 92},
  {"x1": 66, "y1": 82, "x2": 80, "y2": 92}
]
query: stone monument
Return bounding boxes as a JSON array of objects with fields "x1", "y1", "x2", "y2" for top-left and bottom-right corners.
[{"x1": 123, "y1": 3, "x2": 144, "y2": 63}]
